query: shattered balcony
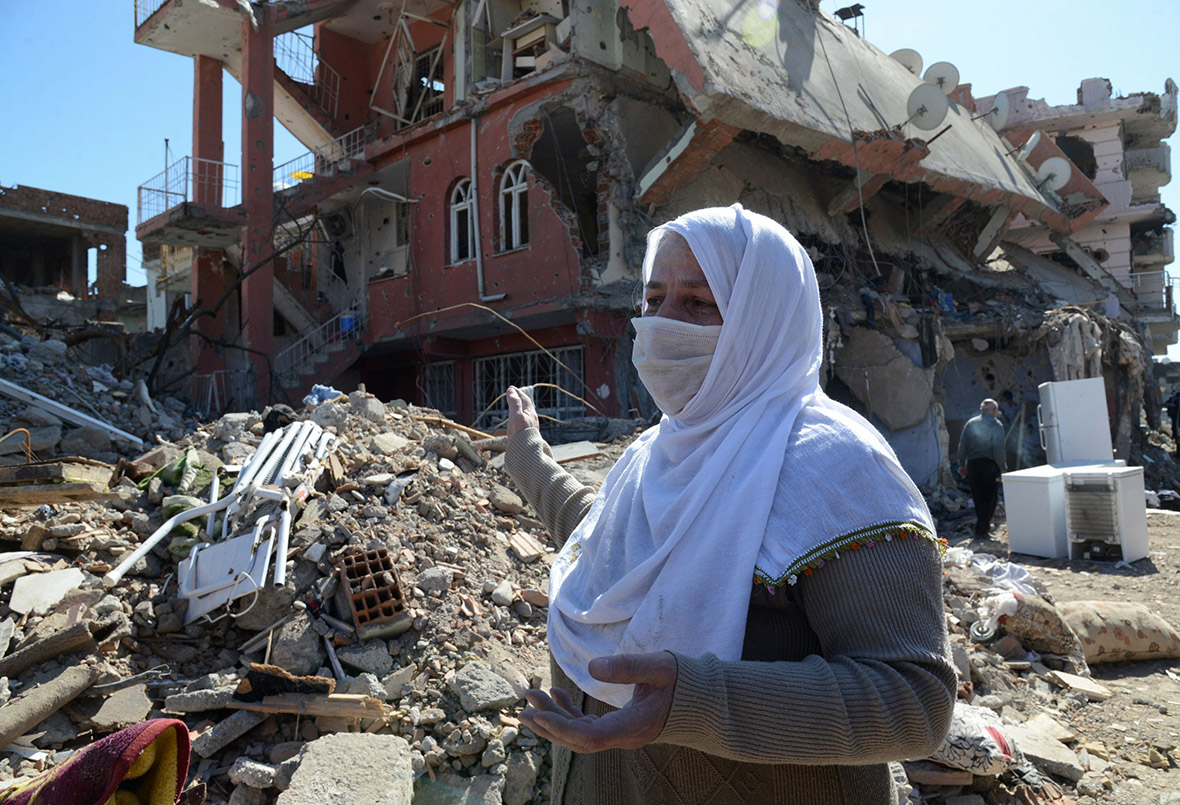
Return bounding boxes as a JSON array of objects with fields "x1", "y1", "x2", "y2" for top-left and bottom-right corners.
[
  {"x1": 1133, "y1": 228, "x2": 1176, "y2": 267},
  {"x1": 136, "y1": 157, "x2": 244, "y2": 248},
  {"x1": 1130, "y1": 270, "x2": 1179, "y2": 353}
]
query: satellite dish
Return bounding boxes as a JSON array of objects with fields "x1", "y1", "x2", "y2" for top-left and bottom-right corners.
[
  {"x1": 1037, "y1": 157, "x2": 1073, "y2": 192},
  {"x1": 923, "y1": 61, "x2": 960, "y2": 95},
  {"x1": 989, "y1": 91, "x2": 1010, "y2": 129},
  {"x1": 903, "y1": 83, "x2": 950, "y2": 131},
  {"x1": 1017, "y1": 131, "x2": 1042, "y2": 161},
  {"x1": 972, "y1": 91, "x2": 1010, "y2": 128},
  {"x1": 889, "y1": 48, "x2": 923, "y2": 76}
]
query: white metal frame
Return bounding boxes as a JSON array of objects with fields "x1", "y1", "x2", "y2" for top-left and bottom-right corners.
[
  {"x1": 450, "y1": 179, "x2": 475, "y2": 263},
  {"x1": 472, "y1": 345, "x2": 585, "y2": 427},
  {"x1": 499, "y1": 160, "x2": 530, "y2": 251}
]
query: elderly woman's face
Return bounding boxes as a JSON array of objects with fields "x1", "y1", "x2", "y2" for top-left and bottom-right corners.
[{"x1": 643, "y1": 234, "x2": 723, "y2": 326}]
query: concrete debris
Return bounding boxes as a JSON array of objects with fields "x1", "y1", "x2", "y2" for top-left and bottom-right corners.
[
  {"x1": 0, "y1": 366, "x2": 1161, "y2": 804},
  {"x1": 448, "y1": 663, "x2": 520, "y2": 712},
  {"x1": 277, "y1": 733, "x2": 413, "y2": 804},
  {"x1": 0, "y1": 387, "x2": 610, "y2": 798}
]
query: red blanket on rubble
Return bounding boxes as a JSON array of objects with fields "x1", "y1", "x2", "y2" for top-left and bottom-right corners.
[{"x1": 0, "y1": 718, "x2": 190, "y2": 805}]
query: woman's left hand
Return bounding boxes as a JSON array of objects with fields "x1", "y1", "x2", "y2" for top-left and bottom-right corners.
[{"x1": 520, "y1": 652, "x2": 678, "y2": 753}]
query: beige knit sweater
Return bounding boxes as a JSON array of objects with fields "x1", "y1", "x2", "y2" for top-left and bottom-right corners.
[{"x1": 506, "y1": 428, "x2": 955, "y2": 805}]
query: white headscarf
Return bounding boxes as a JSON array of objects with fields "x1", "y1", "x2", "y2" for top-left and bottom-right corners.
[{"x1": 547, "y1": 205, "x2": 935, "y2": 707}]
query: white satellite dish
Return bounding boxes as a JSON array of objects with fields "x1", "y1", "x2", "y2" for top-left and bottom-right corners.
[
  {"x1": 1037, "y1": 157, "x2": 1073, "y2": 192},
  {"x1": 923, "y1": 61, "x2": 960, "y2": 95},
  {"x1": 1017, "y1": 131, "x2": 1042, "y2": 161},
  {"x1": 989, "y1": 91, "x2": 1010, "y2": 129},
  {"x1": 889, "y1": 48, "x2": 923, "y2": 76},
  {"x1": 903, "y1": 83, "x2": 950, "y2": 131}
]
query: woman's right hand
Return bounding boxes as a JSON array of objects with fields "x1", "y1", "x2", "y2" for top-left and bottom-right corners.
[{"x1": 507, "y1": 386, "x2": 539, "y2": 437}]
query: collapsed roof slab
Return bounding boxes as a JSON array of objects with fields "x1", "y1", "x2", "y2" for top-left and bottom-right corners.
[{"x1": 621, "y1": 0, "x2": 1069, "y2": 226}]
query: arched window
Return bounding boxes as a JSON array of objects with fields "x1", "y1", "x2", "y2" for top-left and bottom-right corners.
[
  {"x1": 499, "y1": 161, "x2": 529, "y2": 251},
  {"x1": 450, "y1": 179, "x2": 475, "y2": 264}
]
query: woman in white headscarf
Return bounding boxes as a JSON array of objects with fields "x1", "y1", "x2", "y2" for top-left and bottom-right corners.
[{"x1": 504, "y1": 205, "x2": 954, "y2": 804}]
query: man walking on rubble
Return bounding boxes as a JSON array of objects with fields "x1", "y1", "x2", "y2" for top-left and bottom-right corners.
[{"x1": 957, "y1": 398, "x2": 1007, "y2": 539}]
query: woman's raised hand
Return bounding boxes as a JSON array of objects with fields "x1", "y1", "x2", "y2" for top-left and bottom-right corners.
[
  {"x1": 506, "y1": 386, "x2": 540, "y2": 437},
  {"x1": 520, "y1": 652, "x2": 677, "y2": 753}
]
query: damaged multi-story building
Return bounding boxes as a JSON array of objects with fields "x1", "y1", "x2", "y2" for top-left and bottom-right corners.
[
  {"x1": 0, "y1": 184, "x2": 143, "y2": 331},
  {"x1": 132, "y1": 0, "x2": 1176, "y2": 488}
]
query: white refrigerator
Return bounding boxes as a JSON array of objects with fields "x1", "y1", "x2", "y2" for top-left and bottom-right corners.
[{"x1": 1036, "y1": 377, "x2": 1113, "y2": 464}]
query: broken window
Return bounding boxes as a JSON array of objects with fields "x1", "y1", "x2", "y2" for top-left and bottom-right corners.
[
  {"x1": 472, "y1": 346, "x2": 585, "y2": 428},
  {"x1": 423, "y1": 361, "x2": 457, "y2": 420},
  {"x1": 501, "y1": 14, "x2": 560, "y2": 80},
  {"x1": 406, "y1": 46, "x2": 445, "y2": 123},
  {"x1": 450, "y1": 179, "x2": 476, "y2": 264},
  {"x1": 1055, "y1": 135, "x2": 1098, "y2": 180},
  {"x1": 500, "y1": 161, "x2": 529, "y2": 251}
]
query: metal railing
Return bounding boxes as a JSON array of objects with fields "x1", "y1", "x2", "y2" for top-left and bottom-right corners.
[
  {"x1": 273, "y1": 295, "x2": 368, "y2": 388},
  {"x1": 137, "y1": 157, "x2": 240, "y2": 226},
  {"x1": 1130, "y1": 270, "x2": 1175, "y2": 312},
  {"x1": 1125, "y1": 144, "x2": 1171, "y2": 175},
  {"x1": 135, "y1": 0, "x2": 168, "y2": 28},
  {"x1": 275, "y1": 31, "x2": 341, "y2": 120},
  {"x1": 193, "y1": 369, "x2": 256, "y2": 415},
  {"x1": 273, "y1": 125, "x2": 374, "y2": 190}
]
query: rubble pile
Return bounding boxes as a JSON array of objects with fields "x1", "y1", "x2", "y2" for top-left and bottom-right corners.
[
  {"x1": 923, "y1": 547, "x2": 1180, "y2": 805},
  {"x1": 0, "y1": 380, "x2": 1174, "y2": 804},
  {"x1": 0, "y1": 331, "x2": 200, "y2": 462},
  {"x1": 0, "y1": 391, "x2": 629, "y2": 804}
]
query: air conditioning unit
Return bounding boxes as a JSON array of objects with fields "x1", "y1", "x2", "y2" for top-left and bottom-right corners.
[
  {"x1": 1064, "y1": 466, "x2": 1148, "y2": 562},
  {"x1": 319, "y1": 209, "x2": 353, "y2": 241}
]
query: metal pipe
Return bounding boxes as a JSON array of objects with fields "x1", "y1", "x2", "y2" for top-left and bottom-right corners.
[
  {"x1": 276, "y1": 421, "x2": 319, "y2": 484},
  {"x1": 470, "y1": 117, "x2": 506, "y2": 303},
  {"x1": 206, "y1": 472, "x2": 221, "y2": 538},
  {"x1": 104, "y1": 491, "x2": 240, "y2": 587},
  {"x1": 272, "y1": 501, "x2": 293, "y2": 587},
  {"x1": 0, "y1": 377, "x2": 144, "y2": 448},
  {"x1": 222, "y1": 428, "x2": 282, "y2": 539}
]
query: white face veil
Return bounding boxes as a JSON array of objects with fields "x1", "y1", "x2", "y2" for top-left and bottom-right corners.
[{"x1": 547, "y1": 204, "x2": 934, "y2": 707}]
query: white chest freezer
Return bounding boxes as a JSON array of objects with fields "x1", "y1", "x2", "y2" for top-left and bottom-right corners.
[
  {"x1": 1002, "y1": 465, "x2": 1069, "y2": 558},
  {"x1": 1064, "y1": 465, "x2": 1148, "y2": 563},
  {"x1": 1037, "y1": 377, "x2": 1114, "y2": 464}
]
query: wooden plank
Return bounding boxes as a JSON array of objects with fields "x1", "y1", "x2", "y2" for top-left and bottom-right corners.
[
  {"x1": 226, "y1": 693, "x2": 391, "y2": 718},
  {"x1": 0, "y1": 483, "x2": 120, "y2": 505},
  {"x1": 0, "y1": 461, "x2": 112, "y2": 487},
  {"x1": 411, "y1": 415, "x2": 493, "y2": 441}
]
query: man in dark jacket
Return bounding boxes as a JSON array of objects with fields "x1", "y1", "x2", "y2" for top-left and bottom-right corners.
[{"x1": 957, "y1": 399, "x2": 1007, "y2": 538}]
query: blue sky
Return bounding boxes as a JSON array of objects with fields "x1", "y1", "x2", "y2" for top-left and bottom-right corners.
[{"x1": 1, "y1": 1, "x2": 1177, "y2": 336}]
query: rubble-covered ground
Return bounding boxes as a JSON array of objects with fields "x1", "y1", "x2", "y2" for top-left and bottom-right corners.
[{"x1": 3, "y1": 333, "x2": 1180, "y2": 803}]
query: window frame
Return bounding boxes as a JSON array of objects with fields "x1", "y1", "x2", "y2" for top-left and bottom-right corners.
[
  {"x1": 499, "y1": 160, "x2": 530, "y2": 252},
  {"x1": 449, "y1": 178, "x2": 475, "y2": 265}
]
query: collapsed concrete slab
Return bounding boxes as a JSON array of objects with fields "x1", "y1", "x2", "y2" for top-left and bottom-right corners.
[
  {"x1": 276, "y1": 733, "x2": 413, "y2": 805},
  {"x1": 834, "y1": 327, "x2": 934, "y2": 431}
]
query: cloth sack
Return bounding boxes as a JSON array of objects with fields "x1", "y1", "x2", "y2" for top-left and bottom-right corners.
[
  {"x1": 1001, "y1": 593, "x2": 1089, "y2": 675},
  {"x1": 1058, "y1": 600, "x2": 1180, "y2": 664},
  {"x1": 930, "y1": 701, "x2": 1024, "y2": 775},
  {"x1": 0, "y1": 718, "x2": 191, "y2": 805}
]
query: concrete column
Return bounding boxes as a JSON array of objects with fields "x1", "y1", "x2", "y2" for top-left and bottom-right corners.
[
  {"x1": 240, "y1": 10, "x2": 276, "y2": 407},
  {"x1": 71, "y1": 234, "x2": 86, "y2": 297},
  {"x1": 192, "y1": 54, "x2": 228, "y2": 387}
]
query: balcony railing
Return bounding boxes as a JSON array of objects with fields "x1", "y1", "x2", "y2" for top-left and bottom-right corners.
[
  {"x1": 275, "y1": 31, "x2": 341, "y2": 120},
  {"x1": 135, "y1": 0, "x2": 168, "y2": 28},
  {"x1": 273, "y1": 294, "x2": 368, "y2": 388},
  {"x1": 1131, "y1": 270, "x2": 1175, "y2": 312},
  {"x1": 137, "y1": 157, "x2": 240, "y2": 226},
  {"x1": 273, "y1": 124, "x2": 374, "y2": 190}
]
